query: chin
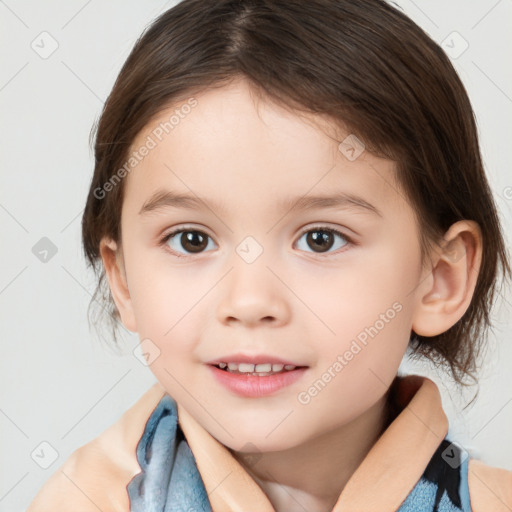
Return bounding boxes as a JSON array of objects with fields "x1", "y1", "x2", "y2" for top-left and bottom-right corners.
[{"x1": 220, "y1": 428, "x2": 303, "y2": 454}]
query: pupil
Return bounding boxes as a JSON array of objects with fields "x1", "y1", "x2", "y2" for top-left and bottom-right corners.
[
  {"x1": 178, "y1": 230, "x2": 334, "y2": 254},
  {"x1": 308, "y1": 230, "x2": 333, "y2": 253},
  {"x1": 182, "y1": 231, "x2": 207, "y2": 253}
]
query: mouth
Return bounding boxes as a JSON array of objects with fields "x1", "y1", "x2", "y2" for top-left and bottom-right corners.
[
  {"x1": 210, "y1": 361, "x2": 308, "y2": 377},
  {"x1": 206, "y1": 357, "x2": 309, "y2": 397}
]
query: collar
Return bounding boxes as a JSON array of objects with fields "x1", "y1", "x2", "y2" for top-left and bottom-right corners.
[{"x1": 177, "y1": 374, "x2": 449, "y2": 512}]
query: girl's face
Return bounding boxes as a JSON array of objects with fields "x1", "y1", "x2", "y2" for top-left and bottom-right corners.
[{"x1": 107, "y1": 77, "x2": 431, "y2": 452}]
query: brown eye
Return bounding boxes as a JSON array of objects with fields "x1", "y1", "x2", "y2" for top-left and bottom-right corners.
[
  {"x1": 296, "y1": 227, "x2": 350, "y2": 254},
  {"x1": 163, "y1": 229, "x2": 216, "y2": 256},
  {"x1": 179, "y1": 231, "x2": 208, "y2": 253},
  {"x1": 306, "y1": 230, "x2": 334, "y2": 253}
]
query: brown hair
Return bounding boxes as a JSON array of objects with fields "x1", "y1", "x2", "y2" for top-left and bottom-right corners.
[{"x1": 82, "y1": 0, "x2": 511, "y2": 392}]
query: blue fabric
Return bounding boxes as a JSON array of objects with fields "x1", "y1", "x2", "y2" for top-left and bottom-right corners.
[
  {"x1": 127, "y1": 394, "x2": 211, "y2": 512},
  {"x1": 127, "y1": 393, "x2": 473, "y2": 512},
  {"x1": 397, "y1": 438, "x2": 472, "y2": 512},
  {"x1": 459, "y1": 455, "x2": 472, "y2": 511}
]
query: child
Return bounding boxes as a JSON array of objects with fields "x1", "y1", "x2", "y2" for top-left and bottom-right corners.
[{"x1": 27, "y1": 0, "x2": 511, "y2": 511}]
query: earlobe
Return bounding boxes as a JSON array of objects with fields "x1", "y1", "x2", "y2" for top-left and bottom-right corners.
[
  {"x1": 411, "y1": 221, "x2": 482, "y2": 337},
  {"x1": 99, "y1": 238, "x2": 138, "y2": 332}
]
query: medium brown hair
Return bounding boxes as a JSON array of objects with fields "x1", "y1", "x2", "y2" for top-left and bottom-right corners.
[{"x1": 82, "y1": 0, "x2": 511, "y2": 391}]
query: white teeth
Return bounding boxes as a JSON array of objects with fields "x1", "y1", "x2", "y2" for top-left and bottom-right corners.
[
  {"x1": 255, "y1": 363, "x2": 272, "y2": 372},
  {"x1": 218, "y1": 362, "x2": 297, "y2": 373}
]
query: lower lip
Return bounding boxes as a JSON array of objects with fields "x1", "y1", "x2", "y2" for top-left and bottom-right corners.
[{"x1": 207, "y1": 365, "x2": 308, "y2": 398}]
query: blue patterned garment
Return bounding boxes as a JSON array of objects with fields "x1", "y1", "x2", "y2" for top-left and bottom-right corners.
[
  {"x1": 127, "y1": 394, "x2": 473, "y2": 512},
  {"x1": 397, "y1": 439, "x2": 472, "y2": 512}
]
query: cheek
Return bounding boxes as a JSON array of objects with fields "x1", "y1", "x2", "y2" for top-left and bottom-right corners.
[
  {"x1": 313, "y1": 251, "x2": 416, "y2": 337},
  {"x1": 123, "y1": 249, "x2": 207, "y2": 347},
  {"x1": 307, "y1": 250, "x2": 417, "y2": 386},
  {"x1": 300, "y1": 309, "x2": 411, "y2": 431}
]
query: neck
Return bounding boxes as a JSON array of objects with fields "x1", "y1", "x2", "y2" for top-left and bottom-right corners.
[{"x1": 230, "y1": 388, "x2": 396, "y2": 512}]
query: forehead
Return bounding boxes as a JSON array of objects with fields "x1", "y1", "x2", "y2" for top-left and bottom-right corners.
[{"x1": 123, "y1": 79, "x2": 405, "y2": 217}]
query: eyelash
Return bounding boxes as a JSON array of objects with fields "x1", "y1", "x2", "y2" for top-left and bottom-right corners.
[{"x1": 158, "y1": 225, "x2": 354, "y2": 259}]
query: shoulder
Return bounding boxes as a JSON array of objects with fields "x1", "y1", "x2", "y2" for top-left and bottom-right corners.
[
  {"x1": 468, "y1": 458, "x2": 512, "y2": 512},
  {"x1": 26, "y1": 382, "x2": 168, "y2": 512}
]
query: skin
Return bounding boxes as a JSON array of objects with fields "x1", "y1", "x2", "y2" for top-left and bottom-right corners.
[{"x1": 100, "y1": 77, "x2": 482, "y2": 512}]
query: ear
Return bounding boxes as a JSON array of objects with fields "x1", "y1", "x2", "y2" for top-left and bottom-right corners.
[
  {"x1": 411, "y1": 220, "x2": 483, "y2": 337},
  {"x1": 99, "y1": 237, "x2": 138, "y2": 332}
]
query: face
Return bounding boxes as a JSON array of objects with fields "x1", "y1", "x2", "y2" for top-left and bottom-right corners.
[{"x1": 108, "y1": 77, "x2": 430, "y2": 452}]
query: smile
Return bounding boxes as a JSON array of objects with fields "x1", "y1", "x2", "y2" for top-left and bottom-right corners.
[
  {"x1": 215, "y1": 362, "x2": 300, "y2": 375},
  {"x1": 207, "y1": 364, "x2": 308, "y2": 397}
]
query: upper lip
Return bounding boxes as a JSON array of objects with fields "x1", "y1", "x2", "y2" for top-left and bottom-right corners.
[{"x1": 206, "y1": 353, "x2": 307, "y2": 367}]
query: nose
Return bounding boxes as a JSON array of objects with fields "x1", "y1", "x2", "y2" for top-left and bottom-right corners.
[{"x1": 216, "y1": 255, "x2": 291, "y2": 328}]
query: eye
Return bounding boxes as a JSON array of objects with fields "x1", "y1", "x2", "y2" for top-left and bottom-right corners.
[
  {"x1": 160, "y1": 227, "x2": 217, "y2": 257},
  {"x1": 159, "y1": 225, "x2": 353, "y2": 258},
  {"x1": 295, "y1": 226, "x2": 352, "y2": 255}
]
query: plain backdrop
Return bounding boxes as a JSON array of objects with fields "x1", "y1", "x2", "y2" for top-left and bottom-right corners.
[{"x1": 0, "y1": 1, "x2": 511, "y2": 510}]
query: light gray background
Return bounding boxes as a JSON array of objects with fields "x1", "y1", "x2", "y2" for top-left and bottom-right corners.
[{"x1": 0, "y1": 1, "x2": 511, "y2": 510}]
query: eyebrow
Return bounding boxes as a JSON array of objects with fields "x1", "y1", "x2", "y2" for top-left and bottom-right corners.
[{"x1": 138, "y1": 189, "x2": 383, "y2": 217}]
